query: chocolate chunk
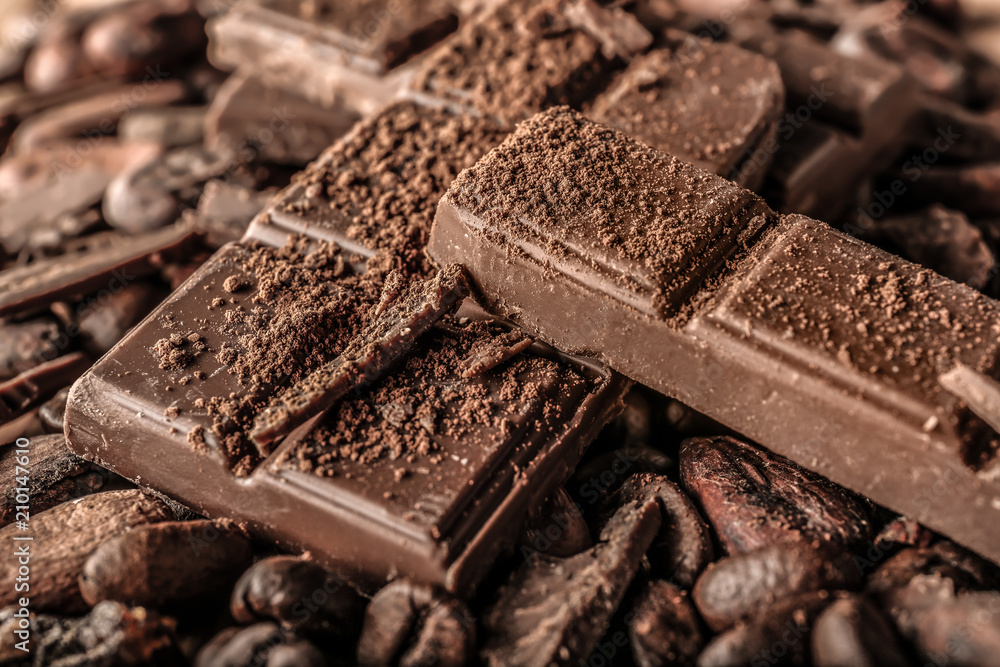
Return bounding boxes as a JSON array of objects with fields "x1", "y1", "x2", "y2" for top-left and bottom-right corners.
[
  {"x1": 429, "y1": 106, "x2": 1000, "y2": 565},
  {"x1": 65, "y1": 235, "x2": 628, "y2": 591},
  {"x1": 79, "y1": 520, "x2": 253, "y2": 610},
  {"x1": 412, "y1": 0, "x2": 623, "y2": 126},
  {"x1": 590, "y1": 33, "x2": 784, "y2": 189},
  {"x1": 0, "y1": 352, "x2": 90, "y2": 423},
  {"x1": 250, "y1": 264, "x2": 471, "y2": 451},
  {"x1": 692, "y1": 541, "x2": 861, "y2": 631},
  {"x1": 246, "y1": 100, "x2": 507, "y2": 276},
  {"x1": 193, "y1": 179, "x2": 276, "y2": 247},
  {"x1": 0, "y1": 489, "x2": 172, "y2": 612},
  {"x1": 697, "y1": 591, "x2": 833, "y2": 667},
  {"x1": 0, "y1": 434, "x2": 108, "y2": 526},
  {"x1": 39, "y1": 386, "x2": 71, "y2": 432},
  {"x1": 357, "y1": 580, "x2": 473, "y2": 667},
  {"x1": 811, "y1": 594, "x2": 911, "y2": 667},
  {"x1": 0, "y1": 224, "x2": 198, "y2": 318},
  {"x1": 617, "y1": 473, "x2": 714, "y2": 588},
  {"x1": 231, "y1": 555, "x2": 365, "y2": 636},
  {"x1": 205, "y1": 71, "x2": 360, "y2": 166},
  {"x1": 628, "y1": 580, "x2": 704, "y2": 667},
  {"x1": 480, "y1": 481, "x2": 662, "y2": 667},
  {"x1": 680, "y1": 436, "x2": 873, "y2": 554},
  {"x1": 890, "y1": 162, "x2": 1000, "y2": 217},
  {"x1": 60, "y1": 281, "x2": 164, "y2": 356}
]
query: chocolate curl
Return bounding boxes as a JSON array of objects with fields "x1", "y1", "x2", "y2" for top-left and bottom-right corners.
[{"x1": 250, "y1": 264, "x2": 470, "y2": 454}]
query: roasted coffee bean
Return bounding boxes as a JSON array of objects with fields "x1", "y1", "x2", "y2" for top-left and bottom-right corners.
[
  {"x1": 0, "y1": 316, "x2": 62, "y2": 380},
  {"x1": 618, "y1": 473, "x2": 713, "y2": 588},
  {"x1": 0, "y1": 489, "x2": 172, "y2": 612},
  {"x1": 697, "y1": 591, "x2": 833, "y2": 667},
  {"x1": 518, "y1": 487, "x2": 592, "y2": 559},
  {"x1": 811, "y1": 594, "x2": 910, "y2": 667},
  {"x1": 0, "y1": 434, "x2": 108, "y2": 526},
  {"x1": 39, "y1": 387, "x2": 71, "y2": 432},
  {"x1": 873, "y1": 516, "x2": 934, "y2": 552},
  {"x1": 2, "y1": 600, "x2": 184, "y2": 666},
  {"x1": 910, "y1": 589, "x2": 1000, "y2": 667},
  {"x1": 80, "y1": 519, "x2": 252, "y2": 611},
  {"x1": 358, "y1": 580, "x2": 473, "y2": 667},
  {"x1": 628, "y1": 580, "x2": 704, "y2": 667},
  {"x1": 481, "y1": 488, "x2": 662, "y2": 667},
  {"x1": 680, "y1": 436, "x2": 874, "y2": 554},
  {"x1": 866, "y1": 541, "x2": 1000, "y2": 600},
  {"x1": 230, "y1": 555, "x2": 365, "y2": 637},
  {"x1": 693, "y1": 541, "x2": 860, "y2": 632},
  {"x1": 195, "y1": 622, "x2": 326, "y2": 667}
]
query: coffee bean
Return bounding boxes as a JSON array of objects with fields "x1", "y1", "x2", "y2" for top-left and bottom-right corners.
[
  {"x1": 518, "y1": 487, "x2": 592, "y2": 559},
  {"x1": 196, "y1": 622, "x2": 327, "y2": 667},
  {"x1": 618, "y1": 473, "x2": 714, "y2": 588},
  {"x1": 230, "y1": 555, "x2": 365, "y2": 637},
  {"x1": 0, "y1": 489, "x2": 172, "y2": 612},
  {"x1": 80, "y1": 519, "x2": 252, "y2": 611},
  {"x1": 39, "y1": 387, "x2": 71, "y2": 432},
  {"x1": 697, "y1": 591, "x2": 833, "y2": 667},
  {"x1": 628, "y1": 580, "x2": 704, "y2": 667},
  {"x1": 693, "y1": 541, "x2": 861, "y2": 631},
  {"x1": 358, "y1": 580, "x2": 473, "y2": 667},
  {"x1": 0, "y1": 434, "x2": 109, "y2": 526},
  {"x1": 680, "y1": 436, "x2": 873, "y2": 554},
  {"x1": 811, "y1": 594, "x2": 910, "y2": 667}
]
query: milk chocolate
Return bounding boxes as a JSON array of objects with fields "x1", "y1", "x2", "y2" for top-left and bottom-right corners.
[
  {"x1": 428, "y1": 107, "x2": 1000, "y2": 565},
  {"x1": 589, "y1": 32, "x2": 784, "y2": 189}
]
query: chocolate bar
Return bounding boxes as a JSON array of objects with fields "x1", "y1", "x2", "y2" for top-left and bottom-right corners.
[
  {"x1": 207, "y1": 0, "x2": 459, "y2": 112},
  {"x1": 589, "y1": 32, "x2": 784, "y2": 189},
  {"x1": 245, "y1": 100, "x2": 508, "y2": 272},
  {"x1": 428, "y1": 107, "x2": 1000, "y2": 565},
  {"x1": 412, "y1": 0, "x2": 649, "y2": 126},
  {"x1": 65, "y1": 235, "x2": 627, "y2": 591}
]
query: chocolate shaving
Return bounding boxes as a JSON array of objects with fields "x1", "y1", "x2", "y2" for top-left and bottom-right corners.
[{"x1": 250, "y1": 264, "x2": 471, "y2": 452}]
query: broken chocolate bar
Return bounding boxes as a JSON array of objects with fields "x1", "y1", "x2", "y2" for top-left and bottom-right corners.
[
  {"x1": 589, "y1": 32, "x2": 784, "y2": 189},
  {"x1": 65, "y1": 231, "x2": 627, "y2": 591},
  {"x1": 428, "y1": 107, "x2": 1000, "y2": 565}
]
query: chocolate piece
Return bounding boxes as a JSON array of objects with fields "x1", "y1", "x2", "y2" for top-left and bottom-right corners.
[
  {"x1": 207, "y1": 0, "x2": 458, "y2": 112},
  {"x1": 889, "y1": 162, "x2": 1000, "y2": 217},
  {"x1": 39, "y1": 386, "x2": 71, "y2": 432},
  {"x1": 412, "y1": 0, "x2": 630, "y2": 126},
  {"x1": 193, "y1": 179, "x2": 276, "y2": 247},
  {"x1": 118, "y1": 105, "x2": 207, "y2": 147},
  {"x1": 628, "y1": 580, "x2": 704, "y2": 667},
  {"x1": 231, "y1": 555, "x2": 365, "y2": 636},
  {"x1": 480, "y1": 482, "x2": 662, "y2": 667},
  {"x1": 680, "y1": 436, "x2": 873, "y2": 554},
  {"x1": 0, "y1": 224, "x2": 197, "y2": 318},
  {"x1": 811, "y1": 595, "x2": 911, "y2": 667},
  {"x1": 357, "y1": 580, "x2": 473, "y2": 667},
  {"x1": 65, "y1": 237, "x2": 627, "y2": 592},
  {"x1": 245, "y1": 100, "x2": 507, "y2": 275},
  {"x1": 79, "y1": 520, "x2": 253, "y2": 610},
  {"x1": 205, "y1": 70, "x2": 360, "y2": 166},
  {"x1": 589, "y1": 33, "x2": 784, "y2": 189},
  {"x1": 0, "y1": 489, "x2": 172, "y2": 612},
  {"x1": 692, "y1": 541, "x2": 861, "y2": 631},
  {"x1": 0, "y1": 353, "x2": 90, "y2": 423},
  {"x1": 429, "y1": 107, "x2": 1000, "y2": 565},
  {"x1": 0, "y1": 434, "x2": 108, "y2": 526},
  {"x1": 249, "y1": 263, "x2": 470, "y2": 451}
]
